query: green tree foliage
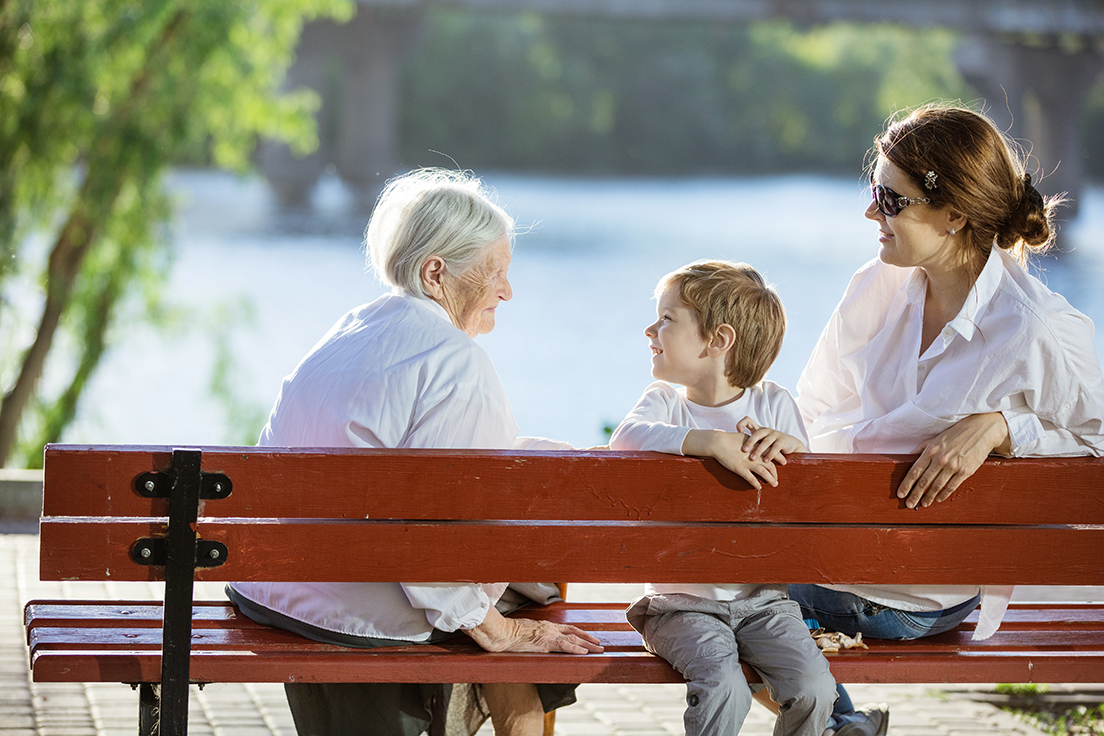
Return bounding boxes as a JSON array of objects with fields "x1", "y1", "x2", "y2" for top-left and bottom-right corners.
[
  {"x1": 0, "y1": 0, "x2": 351, "y2": 467},
  {"x1": 402, "y1": 11, "x2": 972, "y2": 175}
]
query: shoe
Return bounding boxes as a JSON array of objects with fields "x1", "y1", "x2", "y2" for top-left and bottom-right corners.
[{"x1": 833, "y1": 702, "x2": 889, "y2": 736}]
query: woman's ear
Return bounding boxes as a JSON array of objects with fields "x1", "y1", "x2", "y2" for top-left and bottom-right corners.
[
  {"x1": 947, "y1": 208, "x2": 968, "y2": 235},
  {"x1": 709, "y1": 324, "x2": 737, "y2": 355},
  {"x1": 421, "y1": 256, "x2": 447, "y2": 300}
]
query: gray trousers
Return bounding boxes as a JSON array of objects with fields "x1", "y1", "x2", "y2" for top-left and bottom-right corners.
[{"x1": 628, "y1": 590, "x2": 837, "y2": 736}]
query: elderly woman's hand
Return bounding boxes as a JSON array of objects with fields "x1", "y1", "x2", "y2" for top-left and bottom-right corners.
[
  {"x1": 897, "y1": 412, "x2": 1012, "y2": 508},
  {"x1": 466, "y1": 607, "x2": 604, "y2": 655}
]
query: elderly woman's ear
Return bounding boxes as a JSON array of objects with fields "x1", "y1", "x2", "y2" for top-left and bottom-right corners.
[{"x1": 421, "y1": 256, "x2": 447, "y2": 300}]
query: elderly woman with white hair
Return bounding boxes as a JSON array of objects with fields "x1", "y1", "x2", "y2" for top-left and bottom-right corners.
[{"x1": 228, "y1": 168, "x2": 602, "y2": 736}]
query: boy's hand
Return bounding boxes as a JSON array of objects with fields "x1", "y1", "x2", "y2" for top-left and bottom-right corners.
[
  {"x1": 683, "y1": 429, "x2": 779, "y2": 489},
  {"x1": 736, "y1": 417, "x2": 807, "y2": 464}
]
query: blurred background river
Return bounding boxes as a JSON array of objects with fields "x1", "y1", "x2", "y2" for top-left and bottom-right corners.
[
  {"x1": 6, "y1": 5, "x2": 1104, "y2": 465},
  {"x1": 58, "y1": 170, "x2": 1104, "y2": 450}
]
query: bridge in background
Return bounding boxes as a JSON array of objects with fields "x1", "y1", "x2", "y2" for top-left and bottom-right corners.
[{"x1": 259, "y1": 0, "x2": 1104, "y2": 215}]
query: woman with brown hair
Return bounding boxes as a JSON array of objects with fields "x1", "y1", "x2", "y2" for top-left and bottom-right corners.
[{"x1": 790, "y1": 103, "x2": 1104, "y2": 735}]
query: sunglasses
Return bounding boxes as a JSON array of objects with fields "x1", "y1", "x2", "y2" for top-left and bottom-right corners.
[{"x1": 870, "y1": 179, "x2": 930, "y2": 217}]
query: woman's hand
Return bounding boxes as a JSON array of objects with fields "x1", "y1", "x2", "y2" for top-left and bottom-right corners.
[
  {"x1": 466, "y1": 607, "x2": 604, "y2": 654},
  {"x1": 737, "y1": 417, "x2": 807, "y2": 464},
  {"x1": 683, "y1": 429, "x2": 779, "y2": 489},
  {"x1": 898, "y1": 412, "x2": 1012, "y2": 508}
]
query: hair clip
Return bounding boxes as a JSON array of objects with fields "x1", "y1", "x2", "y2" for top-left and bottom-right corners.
[{"x1": 924, "y1": 170, "x2": 938, "y2": 190}]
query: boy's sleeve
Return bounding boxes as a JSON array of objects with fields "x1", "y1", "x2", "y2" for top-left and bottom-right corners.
[{"x1": 609, "y1": 382, "x2": 691, "y2": 454}]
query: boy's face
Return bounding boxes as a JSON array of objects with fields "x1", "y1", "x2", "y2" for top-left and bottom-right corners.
[{"x1": 645, "y1": 287, "x2": 712, "y2": 386}]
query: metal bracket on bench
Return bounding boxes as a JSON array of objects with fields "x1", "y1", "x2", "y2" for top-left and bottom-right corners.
[
  {"x1": 134, "y1": 469, "x2": 232, "y2": 500},
  {"x1": 130, "y1": 537, "x2": 229, "y2": 568}
]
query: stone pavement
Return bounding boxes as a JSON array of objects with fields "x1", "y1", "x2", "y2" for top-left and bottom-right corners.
[{"x1": 0, "y1": 533, "x2": 1067, "y2": 735}]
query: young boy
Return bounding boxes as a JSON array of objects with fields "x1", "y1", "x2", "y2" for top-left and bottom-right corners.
[{"x1": 611, "y1": 260, "x2": 836, "y2": 736}]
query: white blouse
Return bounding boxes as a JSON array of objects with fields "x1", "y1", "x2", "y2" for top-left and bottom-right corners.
[
  {"x1": 796, "y1": 247, "x2": 1104, "y2": 638},
  {"x1": 798, "y1": 247, "x2": 1103, "y2": 457},
  {"x1": 232, "y1": 292, "x2": 566, "y2": 642},
  {"x1": 610, "y1": 379, "x2": 808, "y2": 602}
]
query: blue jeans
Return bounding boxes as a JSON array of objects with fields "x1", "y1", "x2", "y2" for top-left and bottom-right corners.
[
  {"x1": 787, "y1": 585, "x2": 980, "y2": 728},
  {"x1": 787, "y1": 585, "x2": 980, "y2": 641}
]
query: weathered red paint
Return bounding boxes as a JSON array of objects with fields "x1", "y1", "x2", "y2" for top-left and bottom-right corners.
[{"x1": 27, "y1": 445, "x2": 1104, "y2": 692}]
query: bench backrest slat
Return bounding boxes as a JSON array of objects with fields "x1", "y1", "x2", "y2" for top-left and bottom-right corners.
[
  {"x1": 39, "y1": 445, "x2": 1104, "y2": 586},
  {"x1": 42, "y1": 446, "x2": 1104, "y2": 524},
  {"x1": 38, "y1": 517, "x2": 1104, "y2": 586}
]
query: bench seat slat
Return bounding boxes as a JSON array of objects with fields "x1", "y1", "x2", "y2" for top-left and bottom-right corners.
[
  {"x1": 25, "y1": 601, "x2": 1104, "y2": 632},
  {"x1": 24, "y1": 601, "x2": 250, "y2": 628},
  {"x1": 27, "y1": 603, "x2": 1104, "y2": 641},
  {"x1": 28, "y1": 648, "x2": 1104, "y2": 686},
  {"x1": 26, "y1": 601, "x2": 1104, "y2": 687},
  {"x1": 42, "y1": 447, "x2": 1104, "y2": 526},
  {"x1": 39, "y1": 521, "x2": 1104, "y2": 586},
  {"x1": 28, "y1": 625, "x2": 1104, "y2": 653}
]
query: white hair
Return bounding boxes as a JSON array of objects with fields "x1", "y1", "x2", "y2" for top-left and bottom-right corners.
[{"x1": 365, "y1": 168, "x2": 514, "y2": 296}]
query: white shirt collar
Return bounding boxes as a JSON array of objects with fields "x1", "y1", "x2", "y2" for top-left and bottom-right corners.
[
  {"x1": 396, "y1": 289, "x2": 453, "y2": 326},
  {"x1": 949, "y1": 246, "x2": 1003, "y2": 343},
  {"x1": 904, "y1": 246, "x2": 1004, "y2": 345}
]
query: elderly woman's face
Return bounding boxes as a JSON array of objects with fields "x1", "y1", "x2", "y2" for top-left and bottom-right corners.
[{"x1": 438, "y1": 237, "x2": 513, "y2": 337}]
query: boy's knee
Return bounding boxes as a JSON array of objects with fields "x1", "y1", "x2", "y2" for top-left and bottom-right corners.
[
  {"x1": 682, "y1": 649, "x2": 745, "y2": 691},
  {"x1": 778, "y1": 669, "x2": 837, "y2": 714}
]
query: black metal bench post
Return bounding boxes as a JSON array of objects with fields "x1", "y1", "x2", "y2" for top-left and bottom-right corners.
[
  {"x1": 159, "y1": 448, "x2": 203, "y2": 736},
  {"x1": 130, "y1": 448, "x2": 231, "y2": 736}
]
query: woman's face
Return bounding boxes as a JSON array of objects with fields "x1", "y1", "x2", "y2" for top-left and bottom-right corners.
[
  {"x1": 866, "y1": 157, "x2": 959, "y2": 274},
  {"x1": 439, "y1": 237, "x2": 513, "y2": 337}
]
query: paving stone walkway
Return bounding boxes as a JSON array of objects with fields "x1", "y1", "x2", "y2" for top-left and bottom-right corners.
[{"x1": 2, "y1": 533, "x2": 1066, "y2": 735}]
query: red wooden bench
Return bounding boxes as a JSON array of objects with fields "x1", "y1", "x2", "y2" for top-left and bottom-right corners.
[{"x1": 24, "y1": 445, "x2": 1104, "y2": 736}]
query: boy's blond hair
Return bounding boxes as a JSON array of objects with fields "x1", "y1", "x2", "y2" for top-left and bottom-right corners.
[{"x1": 656, "y1": 260, "x2": 786, "y2": 389}]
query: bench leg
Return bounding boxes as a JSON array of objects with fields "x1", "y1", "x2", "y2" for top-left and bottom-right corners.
[
  {"x1": 138, "y1": 684, "x2": 158, "y2": 736},
  {"x1": 543, "y1": 710, "x2": 556, "y2": 736}
]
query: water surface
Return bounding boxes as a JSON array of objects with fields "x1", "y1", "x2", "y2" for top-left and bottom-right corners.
[{"x1": 64, "y1": 171, "x2": 1104, "y2": 449}]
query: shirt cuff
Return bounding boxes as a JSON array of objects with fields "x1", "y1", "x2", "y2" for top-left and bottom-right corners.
[
  {"x1": 513, "y1": 436, "x2": 574, "y2": 450},
  {"x1": 402, "y1": 583, "x2": 508, "y2": 632},
  {"x1": 1000, "y1": 409, "x2": 1045, "y2": 456}
]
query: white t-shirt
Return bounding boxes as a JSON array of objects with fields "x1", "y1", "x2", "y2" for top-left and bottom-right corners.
[
  {"x1": 796, "y1": 246, "x2": 1104, "y2": 626},
  {"x1": 232, "y1": 292, "x2": 567, "y2": 642},
  {"x1": 610, "y1": 379, "x2": 809, "y2": 602}
]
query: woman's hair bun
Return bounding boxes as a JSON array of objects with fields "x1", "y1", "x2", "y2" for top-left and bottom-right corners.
[{"x1": 1004, "y1": 171, "x2": 1054, "y2": 250}]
